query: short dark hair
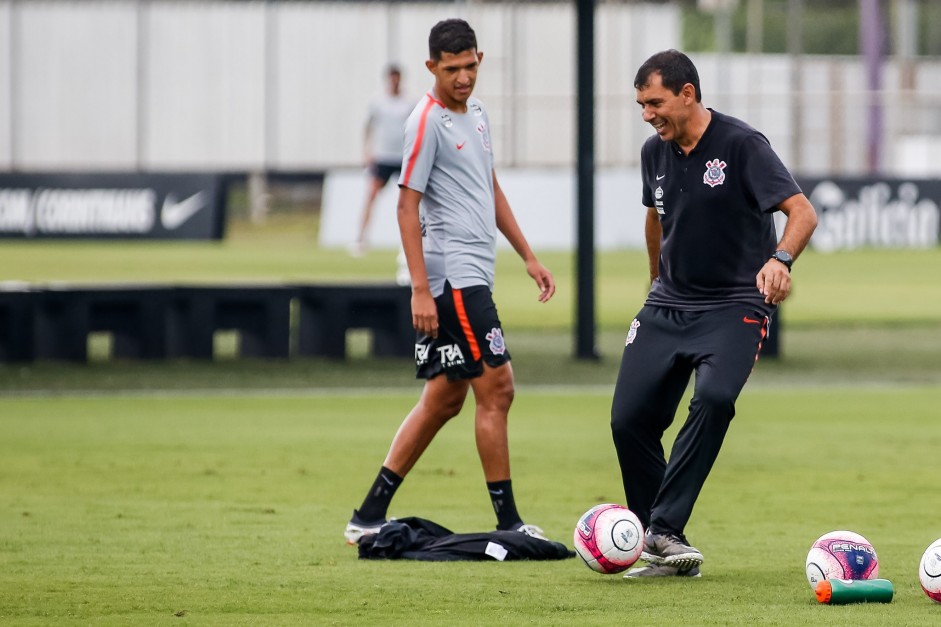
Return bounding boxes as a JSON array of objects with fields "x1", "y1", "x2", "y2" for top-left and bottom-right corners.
[
  {"x1": 428, "y1": 18, "x2": 477, "y2": 60},
  {"x1": 634, "y1": 49, "x2": 702, "y2": 102}
]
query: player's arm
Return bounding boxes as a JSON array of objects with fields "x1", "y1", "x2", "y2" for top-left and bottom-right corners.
[
  {"x1": 363, "y1": 108, "x2": 376, "y2": 165},
  {"x1": 645, "y1": 206, "x2": 661, "y2": 285},
  {"x1": 756, "y1": 192, "x2": 818, "y2": 305},
  {"x1": 492, "y1": 171, "x2": 555, "y2": 303},
  {"x1": 397, "y1": 186, "x2": 438, "y2": 337}
]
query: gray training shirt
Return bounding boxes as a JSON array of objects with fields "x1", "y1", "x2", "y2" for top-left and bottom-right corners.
[{"x1": 399, "y1": 92, "x2": 496, "y2": 298}]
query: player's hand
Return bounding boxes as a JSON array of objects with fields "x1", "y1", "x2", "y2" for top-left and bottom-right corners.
[
  {"x1": 411, "y1": 288, "x2": 439, "y2": 338},
  {"x1": 526, "y1": 259, "x2": 556, "y2": 303},
  {"x1": 756, "y1": 260, "x2": 791, "y2": 305}
]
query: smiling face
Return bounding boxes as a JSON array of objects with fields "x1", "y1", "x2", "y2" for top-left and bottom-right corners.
[
  {"x1": 426, "y1": 48, "x2": 483, "y2": 112},
  {"x1": 635, "y1": 71, "x2": 697, "y2": 146}
]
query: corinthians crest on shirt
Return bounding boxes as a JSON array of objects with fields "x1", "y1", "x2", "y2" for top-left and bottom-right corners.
[
  {"x1": 703, "y1": 158, "x2": 727, "y2": 187},
  {"x1": 476, "y1": 122, "x2": 491, "y2": 152},
  {"x1": 625, "y1": 319, "x2": 640, "y2": 346}
]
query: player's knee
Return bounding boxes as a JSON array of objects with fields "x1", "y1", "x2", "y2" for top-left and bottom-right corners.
[
  {"x1": 611, "y1": 414, "x2": 638, "y2": 445},
  {"x1": 610, "y1": 395, "x2": 647, "y2": 438},
  {"x1": 692, "y1": 386, "x2": 738, "y2": 422},
  {"x1": 439, "y1": 394, "x2": 467, "y2": 420},
  {"x1": 476, "y1": 365, "x2": 515, "y2": 412},
  {"x1": 494, "y1": 375, "x2": 515, "y2": 407}
]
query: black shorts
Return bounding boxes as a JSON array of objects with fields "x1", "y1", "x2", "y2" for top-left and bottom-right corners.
[
  {"x1": 415, "y1": 283, "x2": 511, "y2": 381},
  {"x1": 369, "y1": 162, "x2": 401, "y2": 185}
]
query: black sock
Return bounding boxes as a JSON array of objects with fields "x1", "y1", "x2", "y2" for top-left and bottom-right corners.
[
  {"x1": 487, "y1": 479, "x2": 522, "y2": 530},
  {"x1": 356, "y1": 466, "x2": 403, "y2": 522}
]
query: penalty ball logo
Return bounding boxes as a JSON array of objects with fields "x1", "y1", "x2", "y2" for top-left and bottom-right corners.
[{"x1": 703, "y1": 158, "x2": 727, "y2": 187}]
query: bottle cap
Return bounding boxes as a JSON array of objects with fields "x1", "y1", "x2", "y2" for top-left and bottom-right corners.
[{"x1": 815, "y1": 581, "x2": 832, "y2": 603}]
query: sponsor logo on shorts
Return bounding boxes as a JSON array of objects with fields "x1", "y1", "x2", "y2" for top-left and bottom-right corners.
[
  {"x1": 486, "y1": 327, "x2": 506, "y2": 355},
  {"x1": 437, "y1": 344, "x2": 465, "y2": 368},
  {"x1": 415, "y1": 343, "x2": 430, "y2": 365},
  {"x1": 625, "y1": 319, "x2": 640, "y2": 346}
]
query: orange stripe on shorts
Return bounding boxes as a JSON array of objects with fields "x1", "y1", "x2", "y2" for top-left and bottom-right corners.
[{"x1": 452, "y1": 288, "x2": 482, "y2": 361}]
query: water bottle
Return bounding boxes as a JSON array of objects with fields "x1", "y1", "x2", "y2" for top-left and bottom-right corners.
[{"x1": 815, "y1": 578, "x2": 894, "y2": 604}]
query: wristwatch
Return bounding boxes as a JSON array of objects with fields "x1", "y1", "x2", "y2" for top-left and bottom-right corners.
[{"x1": 770, "y1": 249, "x2": 794, "y2": 271}]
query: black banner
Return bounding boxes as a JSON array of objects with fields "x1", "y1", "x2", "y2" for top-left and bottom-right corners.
[
  {"x1": 796, "y1": 177, "x2": 941, "y2": 252},
  {"x1": 0, "y1": 173, "x2": 226, "y2": 240}
]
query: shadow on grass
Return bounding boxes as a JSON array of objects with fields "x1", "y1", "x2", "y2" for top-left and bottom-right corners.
[{"x1": 2, "y1": 324, "x2": 940, "y2": 395}]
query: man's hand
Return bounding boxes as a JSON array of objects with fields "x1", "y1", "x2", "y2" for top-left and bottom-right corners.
[
  {"x1": 756, "y1": 259, "x2": 791, "y2": 305},
  {"x1": 411, "y1": 287, "x2": 439, "y2": 338},
  {"x1": 526, "y1": 259, "x2": 556, "y2": 303}
]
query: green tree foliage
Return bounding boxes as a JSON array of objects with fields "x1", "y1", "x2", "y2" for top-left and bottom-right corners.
[{"x1": 680, "y1": 0, "x2": 940, "y2": 56}]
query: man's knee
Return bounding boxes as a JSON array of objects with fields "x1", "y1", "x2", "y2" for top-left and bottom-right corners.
[
  {"x1": 475, "y1": 364, "x2": 515, "y2": 413},
  {"x1": 439, "y1": 393, "x2": 467, "y2": 420},
  {"x1": 691, "y1": 385, "x2": 738, "y2": 423}
]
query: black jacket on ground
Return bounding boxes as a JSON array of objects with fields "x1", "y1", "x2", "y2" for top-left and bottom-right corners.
[{"x1": 357, "y1": 517, "x2": 574, "y2": 562}]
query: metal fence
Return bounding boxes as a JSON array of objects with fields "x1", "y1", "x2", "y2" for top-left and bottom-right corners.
[{"x1": 1, "y1": 0, "x2": 939, "y2": 175}]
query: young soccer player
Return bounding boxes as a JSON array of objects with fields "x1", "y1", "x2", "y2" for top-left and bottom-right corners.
[{"x1": 345, "y1": 18, "x2": 556, "y2": 544}]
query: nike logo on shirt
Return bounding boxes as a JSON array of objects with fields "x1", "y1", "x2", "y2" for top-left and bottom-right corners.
[
  {"x1": 656, "y1": 174, "x2": 666, "y2": 180},
  {"x1": 743, "y1": 316, "x2": 762, "y2": 325},
  {"x1": 456, "y1": 141, "x2": 466, "y2": 150}
]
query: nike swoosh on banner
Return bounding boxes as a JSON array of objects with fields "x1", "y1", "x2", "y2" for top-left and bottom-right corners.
[
  {"x1": 161, "y1": 191, "x2": 206, "y2": 230},
  {"x1": 743, "y1": 316, "x2": 761, "y2": 324}
]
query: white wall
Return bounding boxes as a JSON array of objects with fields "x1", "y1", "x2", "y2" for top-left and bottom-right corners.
[
  {"x1": 14, "y1": 1, "x2": 138, "y2": 169},
  {"x1": 143, "y1": 2, "x2": 267, "y2": 169},
  {"x1": 319, "y1": 167, "x2": 649, "y2": 252},
  {"x1": 0, "y1": 0, "x2": 680, "y2": 172},
  {"x1": 2, "y1": 1, "x2": 940, "y2": 175},
  {"x1": 0, "y1": 2, "x2": 11, "y2": 168}
]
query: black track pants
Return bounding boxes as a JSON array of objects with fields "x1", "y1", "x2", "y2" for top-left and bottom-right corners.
[{"x1": 610, "y1": 304, "x2": 770, "y2": 536}]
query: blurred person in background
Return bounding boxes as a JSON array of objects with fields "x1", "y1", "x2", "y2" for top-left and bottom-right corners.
[
  {"x1": 351, "y1": 63, "x2": 414, "y2": 262},
  {"x1": 613, "y1": 49, "x2": 817, "y2": 578},
  {"x1": 344, "y1": 18, "x2": 556, "y2": 545}
]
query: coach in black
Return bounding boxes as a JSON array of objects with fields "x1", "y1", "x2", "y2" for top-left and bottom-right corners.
[{"x1": 614, "y1": 50, "x2": 818, "y2": 578}]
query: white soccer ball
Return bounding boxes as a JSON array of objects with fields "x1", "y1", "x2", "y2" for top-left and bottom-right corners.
[
  {"x1": 805, "y1": 530, "x2": 879, "y2": 589},
  {"x1": 919, "y1": 538, "x2": 941, "y2": 604},
  {"x1": 573, "y1": 503, "x2": 644, "y2": 574}
]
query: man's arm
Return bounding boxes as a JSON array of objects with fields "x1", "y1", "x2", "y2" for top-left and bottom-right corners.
[
  {"x1": 644, "y1": 207, "x2": 661, "y2": 285},
  {"x1": 363, "y1": 114, "x2": 373, "y2": 165},
  {"x1": 756, "y1": 192, "x2": 818, "y2": 305},
  {"x1": 492, "y1": 171, "x2": 555, "y2": 303},
  {"x1": 397, "y1": 186, "x2": 439, "y2": 337}
]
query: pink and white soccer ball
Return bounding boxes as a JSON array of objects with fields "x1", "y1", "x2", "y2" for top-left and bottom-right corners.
[
  {"x1": 573, "y1": 503, "x2": 644, "y2": 574},
  {"x1": 919, "y1": 538, "x2": 941, "y2": 603},
  {"x1": 805, "y1": 530, "x2": 879, "y2": 589}
]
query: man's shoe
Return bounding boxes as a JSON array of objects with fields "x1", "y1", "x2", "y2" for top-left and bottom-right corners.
[
  {"x1": 640, "y1": 531, "x2": 704, "y2": 570},
  {"x1": 624, "y1": 563, "x2": 702, "y2": 578},
  {"x1": 343, "y1": 510, "x2": 386, "y2": 545},
  {"x1": 511, "y1": 523, "x2": 549, "y2": 541}
]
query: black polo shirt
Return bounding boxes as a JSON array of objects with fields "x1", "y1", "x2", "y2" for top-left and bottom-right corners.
[{"x1": 640, "y1": 109, "x2": 801, "y2": 315}]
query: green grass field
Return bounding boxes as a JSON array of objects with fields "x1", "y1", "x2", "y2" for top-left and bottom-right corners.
[
  {"x1": 3, "y1": 389, "x2": 940, "y2": 625},
  {"x1": 2, "y1": 216, "x2": 940, "y2": 624}
]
